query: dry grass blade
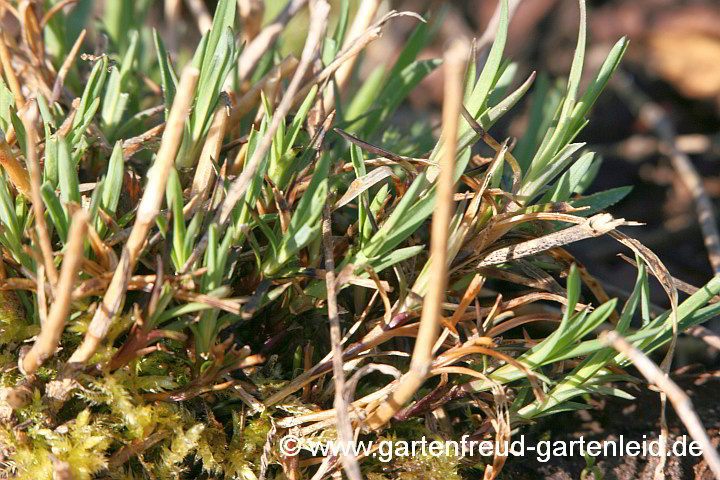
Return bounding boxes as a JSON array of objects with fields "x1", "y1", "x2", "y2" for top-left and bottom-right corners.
[
  {"x1": 51, "y1": 28, "x2": 86, "y2": 103},
  {"x1": 21, "y1": 211, "x2": 88, "y2": 375},
  {"x1": 365, "y1": 39, "x2": 467, "y2": 431},
  {"x1": 184, "y1": 1, "x2": 330, "y2": 273},
  {"x1": 333, "y1": 166, "x2": 393, "y2": 210},
  {"x1": 602, "y1": 331, "x2": 720, "y2": 480},
  {"x1": 477, "y1": 213, "x2": 630, "y2": 267},
  {"x1": 323, "y1": 198, "x2": 362, "y2": 480},
  {"x1": 0, "y1": 0, "x2": 19, "y2": 20},
  {"x1": 68, "y1": 67, "x2": 200, "y2": 365}
]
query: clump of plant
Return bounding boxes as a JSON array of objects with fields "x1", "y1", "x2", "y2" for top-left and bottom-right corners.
[{"x1": 0, "y1": 0, "x2": 718, "y2": 479}]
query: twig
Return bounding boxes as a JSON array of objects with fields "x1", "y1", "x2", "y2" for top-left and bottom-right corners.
[
  {"x1": 323, "y1": 198, "x2": 362, "y2": 480},
  {"x1": 21, "y1": 211, "x2": 88, "y2": 375},
  {"x1": 68, "y1": 67, "x2": 200, "y2": 365},
  {"x1": 183, "y1": 1, "x2": 330, "y2": 273},
  {"x1": 236, "y1": 0, "x2": 308, "y2": 82},
  {"x1": 602, "y1": 331, "x2": 720, "y2": 480},
  {"x1": 364, "y1": 39, "x2": 467, "y2": 431}
]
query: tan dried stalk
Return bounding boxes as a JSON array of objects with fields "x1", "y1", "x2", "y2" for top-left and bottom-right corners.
[
  {"x1": 22, "y1": 211, "x2": 88, "y2": 375},
  {"x1": 602, "y1": 331, "x2": 720, "y2": 480},
  {"x1": 67, "y1": 67, "x2": 200, "y2": 365},
  {"x1": 364, "y1": 39, "x2": 467, "y2": 431},
  {"x1": 323, "y1": 199, "x2": 362, "y2": 480},
  {"x1": 190, "y1": 103, "x2": 229, "y2": 214}
]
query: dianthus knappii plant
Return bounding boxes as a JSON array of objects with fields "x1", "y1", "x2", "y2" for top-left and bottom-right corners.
[{"x1": 0, "y1": 0, "x2": 717, "y2": 479}]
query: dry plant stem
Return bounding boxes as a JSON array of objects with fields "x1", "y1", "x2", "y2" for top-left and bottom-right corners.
[
  {"x1": 68, "y1": 67, "x2": 200, "y2": 365},
  {"x1": 184, "y1": 0, "x2": 212, "y2": 34},
  {"x1": 51, "y1": 28, "x2": 86, "y2": 103},
  {"x1": 0, "y1": 31, "x2": 25, "y2": 109},
  {"x1": 236, "y1": 0, "x2": 308, "y2": 82},
  {"x1": 322, "y1": 0, "x2": 381, "y2": 113},
  {"x1": 365, "y1": 39, "x2": 467, "y2": 431},
  {"x1": 190, "y1": 104, "x2": 229, "y2": 213},
  {"x1": 323, "y1": 200, "x2": 362, "y2": 480},
  {"x1": 602, "y1": 331, "x2": 720, "y2": 479},
  {"x1": 184, "y1": 2, "x2": 329, "y2": 273},
  {"x1": 22, "y1": 104, "x2": 59, "y2": 288},
  {"x1": 22, "y1": 211, "x2": 88, "y2": 375}
]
